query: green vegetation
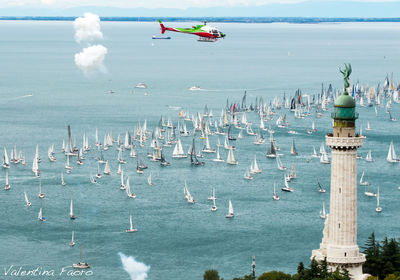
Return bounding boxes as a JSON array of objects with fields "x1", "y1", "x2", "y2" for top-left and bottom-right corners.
[
  {"x1": 204, "y1": 233, "x2": 399, "y2": 280},
  {"x1": 204, "y1": 269, "x2": 222, "y2": 280},
  {"x1": 362, "y1": 233, "x2": 400, "y2": 280}
]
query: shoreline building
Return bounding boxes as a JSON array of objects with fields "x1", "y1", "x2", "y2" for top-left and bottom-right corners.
[{"x1": 312, "y1": 65, "x2": 367, "y2": 280}]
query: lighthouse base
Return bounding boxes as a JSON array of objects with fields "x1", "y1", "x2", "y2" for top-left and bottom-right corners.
[{"x1": 312, "y1": 249, "x2": 368, "y2": 280}]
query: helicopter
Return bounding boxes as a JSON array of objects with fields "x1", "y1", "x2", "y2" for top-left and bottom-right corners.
[{"x1": 158, "y1": 20, "x2": 226, "y2": 42}]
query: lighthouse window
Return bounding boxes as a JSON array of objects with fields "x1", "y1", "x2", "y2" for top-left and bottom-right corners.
[
  {"x1": 344, "y1": 252, "x2": 347, "y2": 257},
  {"x1": 339, "y1": 188, "x2": 341, "y2": 193},
  {"x1": 339, "y1": 223, "x2": 341, "y2": 229}
]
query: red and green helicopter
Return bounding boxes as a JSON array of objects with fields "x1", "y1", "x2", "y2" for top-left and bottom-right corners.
[{"x1": 158, "y1": 20, "x2": 226, "y2": 42}]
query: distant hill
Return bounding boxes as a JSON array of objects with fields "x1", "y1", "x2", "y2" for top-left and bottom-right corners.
[
  {"x1": 2, "y1": 1, "x2": 400, "y2": 19},
  {"x1": 1, "y1": 16, "x2": 400, "y2": 23}
]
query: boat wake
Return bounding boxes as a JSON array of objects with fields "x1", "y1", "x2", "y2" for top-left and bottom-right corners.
[
  {"x1": 119, "y1": 252, "x2": 150, "y2": 280},
  {"x1": 0, "y1": 94, "x2": 33, "y2": 104}
]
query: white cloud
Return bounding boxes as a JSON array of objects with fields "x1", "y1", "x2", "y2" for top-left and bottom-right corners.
[
  {"x1": 119, "y1": 253, "x2": 150, "y2": 280},
  {"x1": 41, "y1": 0, "x2": 53, "y2": 5},
  {"x1": 73, "y1": 12, "x2": 103, "y2": 43},
  {"x1": 74, "y1": 44, "x2": 107, "y2": 73}
]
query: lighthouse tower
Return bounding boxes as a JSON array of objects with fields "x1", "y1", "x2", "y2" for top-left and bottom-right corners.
[{"x1": 312, "y1": 65, "x2": 366, "y2": 280}]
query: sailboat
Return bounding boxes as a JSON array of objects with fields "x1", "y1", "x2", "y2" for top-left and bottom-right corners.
[
  {"x1": 125, "y1": 176, "x2": 136, "y2": 198},
  {"x1": 202, "y1": 134, "x2": 216, "y2": 153},
  {"x1": 253, "y1": 155, "x2": 262, "y2": 173},
  {"x1": 365, "y1": 185, "x2": 377, "y2": 197},
  {"x1": 311, "y1": 146, "x2": 319, "y2": 158},
  {"x1": 90, "y1": 175, "x2": 97, "y2": 184},
  {"x1": 276, "y1": 155, "x2": 286, "y2": 170},
  {"x1": 48, "y1": 145, "x2": 56, "y2": 162},
  {"x1": 365, "y1": 150, "x2": 373, "y2": 162},
  {"x1": 359, "y1": 171, "x2": 370, "y2": 186},
  {"x1": 147, "y1": 173, "x2": 153, "y2": 186},
  {"x1": 38, "y1": 207, "x2": 46, "y2": 221},
  {"x1": 70, "y1": 200, "x2": 76, "y2": 220},
  {"x1": 3, "y1": 147, "x2": 10, "y2": 169},
  {"x1": 317, "y1": 180, "x2": 326, "y2": 193},
  {"x1": 103, "y1": 160, "x2": 111, "y2": 175},
  {"x1": 172, "y1": 139, "x2": 187, "y2": 158},
  {"x1": 61, "y1": 173, "x2": 66, "y2": 186},
  {"x1": 266, "y1": 136, "x2": 277, "y2": 158},
  {"x1": 126, "y1": 215, "x2": 138, "y2": 232},
  {"x1": 65, "y1": 154, "x2": 73, "y2": 170},
  {"x1": 272, "y1": 182, "x2": 280, "y2": 200},
  {"x1": 119, "y1": 171, "x2": 126, "y2": 190},
  {"x1": 212, "y1": 147, "x2": 224, "y2": 162},
  {"x1": 387, "y1": 141, "x2": 400, "y2": 163},
  {"x1": 118, "y1": 150, "x2": 126, "y2": 164},
  {"x1": 73, "y1": 245, "x2": 90, "y2": 269},
  {"x1": 69, "y1": 231, "x2": 76, "y2": 246},
  {"x1": 225, "y1": 200, "x2": 234, "y2": 218},
  {"x1": 184, "y1": 181, "x2": 195, "y2": 203},
  {"x1": 32, "y1": 146, "x2": 40, "y2": 177},
  {"x1": 290, "y1": 139, "x2": 298, "y2": 156},
  {"x1": 24, "y1": 191, "x2": 32, "y2": 206},
  {"x1": 38, "y1": 180, "x2": 45, "y2": 198},
  {"x1": 281, "y1": 174, "x2": 293, "y2": 192},
  {"x1": 207, "y1": 188, "x2": 216, "y2": 201},
  {"x1": 244, "y1": 168, "x2": 253, "y2": 180},
  {"x1": 211, "y1": 196, "x2": 218, "y2": 212},
  {"x1": 96, "y1": 163, "x2": 102, "y2": 179},
  {"x1": 226, "y1": 147, "x2": 238, "y2": 165},
  {"x1": 365, "y1": 121, "x2": 372, "y2": 131},
  {"x1": 319, "y1": 202, "x2": 327, "y2": 219},
  {"x1": 4, "y1": 169, "x2": 10, "y2": 190},
  {"x1": 320, "y1": 151, "x2": 330, "y2": 164},
  {"x1": 376, "y1": 187, "x2": 382, "y2": 212}
]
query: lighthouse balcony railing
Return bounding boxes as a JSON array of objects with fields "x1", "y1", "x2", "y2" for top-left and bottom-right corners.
[{"x1": 325, "y1": 135, "x2": 364, "y2": 149}]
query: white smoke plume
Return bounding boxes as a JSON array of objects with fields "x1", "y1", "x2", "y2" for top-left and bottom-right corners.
[
  {"x1": 74, "y1": 45, "x2": 108, "y2": 73},
  {"x1": 73, "y1": 13, "x2": 103, "y2": 43},
  {"x1": 119, "y1": 253, "x2": 150, "y2": 280}
]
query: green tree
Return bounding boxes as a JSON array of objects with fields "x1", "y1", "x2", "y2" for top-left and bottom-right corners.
[
  {"x1": 233, "y1": 274, "x2": 253, "y2": 280},
  {"x1": 297, "y1": 262, "x2": 304, "y2": 274},
  {"x1": 384, "y1": 274, "x2": 400, "y2": 280},
  {"x1": 257, "y1": 271, "x2": 291, "y2": 280},
  {"x1": 204, "y1": 269, "x2": 220, "y2": 280}
]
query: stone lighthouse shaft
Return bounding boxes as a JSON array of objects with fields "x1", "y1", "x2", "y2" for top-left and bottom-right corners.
[{"x1": 311, "y1": 64, "x2": 367, "y2": 280}]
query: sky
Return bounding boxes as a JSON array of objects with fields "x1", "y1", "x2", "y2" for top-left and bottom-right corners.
[{"x1": 1, "y1": 0, "x2": 400, "y2": 17}]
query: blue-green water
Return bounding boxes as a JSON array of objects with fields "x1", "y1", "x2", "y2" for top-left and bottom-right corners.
[{"x1": 0, "y1": 21, "x2": 400, "y2": 280}]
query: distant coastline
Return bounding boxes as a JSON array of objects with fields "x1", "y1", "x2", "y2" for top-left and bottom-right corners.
[{"x1": 1, "y1": 16, "x2": 400, "y2": 23}]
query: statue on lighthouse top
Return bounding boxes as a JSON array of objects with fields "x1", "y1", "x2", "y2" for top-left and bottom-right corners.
[{"x1": 332, "y1": 63, "x2": 359, "y2": 137}]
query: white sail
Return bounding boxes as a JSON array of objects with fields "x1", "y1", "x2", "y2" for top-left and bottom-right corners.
[
  {"x1": 387, "y1": 141, "x2": 399, "y2": 163},
  {"x1": 276, "y1": 155, "x2": 286, "y2": 170},
  {"x1": 24, "y1": 192, "x2": 30, "y2": 205},
  {"x1": 172, "y1": 139, "x2": 186, "y2": 158},
  {"x1": 226, "y1": 200, "x2": 234, "y2": 218},
  {"x1": 38, "y1": 208, "x2": 43, "y2": 220},
  {"x1": 320, "y1": 202, "x2": 326, "y2": 219},
  {"x1": 103, "y1": 161, "x2": 111, "y2": 174},
  {"x1": 147, "y1": 173, "x2": 153, "y2": 186},
  {"x1": 366, "y1": 150, "x2": 373, "y2": 162},
  {"x1": 130, "y1": 215, "x2": 133, "y2": 230},
  {"x1": 226, "y1": 147, "x2": 237, "y2": 165},
  {"x1": 253, "y1": 155, "x2": 261, "y2": 173},
  {"x1": 70, "y1": 200, "x2": 74, "y2": 217}
]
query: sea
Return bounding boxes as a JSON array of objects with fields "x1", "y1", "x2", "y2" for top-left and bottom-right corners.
[{"x1": 0, "y1": 21, "x2": 399, "y2": 280}]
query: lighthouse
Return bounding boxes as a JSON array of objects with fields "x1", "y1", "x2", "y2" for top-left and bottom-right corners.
[{"x1": 311, "y1": 64, "x2": 366, "y2": 280}]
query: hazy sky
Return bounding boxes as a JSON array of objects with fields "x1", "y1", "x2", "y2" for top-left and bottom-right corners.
[{"x1": 1, "y1": 0, "x2": 400, "y2": 17}]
